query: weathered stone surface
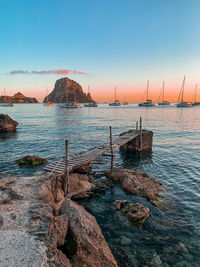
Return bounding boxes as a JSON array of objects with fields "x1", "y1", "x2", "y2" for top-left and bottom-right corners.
[
  {"x1": 120, "y1": 129, "x2": 153, "y2": 152},
  {"x1": 43, "y1": 77, "x2": 94, "y2": 103},
  {"x1": 16, "y1": 155, "x2": 48, "y2": 167},
  {"x1": 0, "y1": 174, "x2": 70, "y2": 266},
  {"x1": 67, "y1": 173, "x2": 95, "y2": 199},
  {"x1": 107, "y1": 169, "x2": 164, "y2": 207},
  {"x1": 0, "y1": 92, "x2": 38, "y2": 103},
  {"x1": 114, "y1": 200, "x2": 150, "y2": 225},
  {"x1": 60, "y1": 200, "x2": 118, "y2": 267},
  {"x1": 54, "y1": 214, "x2": 69, "y2": 246},
  {"x1": 0, "y1": 114, "x2": 18, "y2": 132},
  {"x1": 0, "y1": 230, "x2": 48, "y2": 267}
]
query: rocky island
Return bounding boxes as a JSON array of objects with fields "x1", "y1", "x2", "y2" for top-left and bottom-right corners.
[
  {"x1": 0, "y1": 92, "x2": 38, "y2": 103},
  {"x1": 43, "y1": 77, "x2": 94, "y2": 103}
]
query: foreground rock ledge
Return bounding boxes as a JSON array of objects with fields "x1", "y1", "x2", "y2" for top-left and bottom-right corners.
[
  {"x1": 107, "y1": 169, "x2": 165, "y2": 207},
  {"x1": 0, "y1": 174, "x2": 117, "y2": 267}
]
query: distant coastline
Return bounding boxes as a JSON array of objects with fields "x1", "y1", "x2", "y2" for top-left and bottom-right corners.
[{"x1": 0, "y1": 92, "x2": 38, "y2": 103}]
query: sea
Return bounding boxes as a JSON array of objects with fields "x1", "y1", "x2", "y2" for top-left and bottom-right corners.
[{"x1": 0, "y1": 103, "x2": 200, "y2": 267}]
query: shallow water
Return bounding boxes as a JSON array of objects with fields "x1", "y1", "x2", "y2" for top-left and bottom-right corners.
[{"x1": 0, "y1": 103, "x2": 200, "y2": 266}]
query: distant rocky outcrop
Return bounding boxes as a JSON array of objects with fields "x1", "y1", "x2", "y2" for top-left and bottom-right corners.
[
  {"x1": 0, "y1": 114, "x2": 18, "y2": 133},
  {"x1": 0, "y1": 92, "x2": 38, "y2": 103},
  {"x1": 43, "y1": 77, "x2": 94, "y2": 103}
]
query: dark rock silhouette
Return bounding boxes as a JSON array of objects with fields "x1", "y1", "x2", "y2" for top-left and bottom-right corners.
[
  {"x1": 0, "y1": 92, "x2": 38, "y2": 103},
  {"x1": 0, "y1": 114, "x2": 18, "y2": 133},
  {"x1": 43, "y1": 77, "x2": 94, "y2": 103}
]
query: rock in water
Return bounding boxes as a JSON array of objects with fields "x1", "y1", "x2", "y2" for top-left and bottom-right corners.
[
  {"x1": 60, "y1": 200, "x2": 118, "y2": 267},
  {"x1": 107, "y1": 169, "x2": 165, "y2": 207},
  {"x1": 114, "y1": 200, "x2": 150, "y2": 226},
  {"x1": 43, "y1": 77, "x2": 94, "y2": 103},
  {"x1": 16, "y1": 155, "x2": 48, "y2": 167},
  {"x1": 0, "y1": 114, "x2": 18, "y2": 132}
]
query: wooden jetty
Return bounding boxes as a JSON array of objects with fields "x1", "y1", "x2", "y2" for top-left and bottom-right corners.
[{"x1": 44, "y1": 118, "x2": 153, "y2": 176}]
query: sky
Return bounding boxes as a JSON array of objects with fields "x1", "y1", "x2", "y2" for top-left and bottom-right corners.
[{"x1": 1, "y1": 0, "x2": 200, "y2": 102}]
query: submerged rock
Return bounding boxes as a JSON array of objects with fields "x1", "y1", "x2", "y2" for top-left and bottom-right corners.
[
  {"x1": 114, "y1": 200, "x2": 150, "y2": 226},
  {"x1": 16, "y1": 155, "x2": 48, "y2": 167},
  {"x1": 107, "y1": 169, "x2": 165, "y2": 207},
  {"x1": 60, "y1": 199, "x2": 118, "y2": 267},
  {"x1": 0, "y1": 114, "x2": 18, "y2": 133}
]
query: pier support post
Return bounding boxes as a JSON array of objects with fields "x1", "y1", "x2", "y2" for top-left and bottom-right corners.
[
  {"x1": 139, "y1": 117, "x2": 142, "y2": 150},
  {"x1": 64, "y1": 140, "x2": 69, "y2": 195},
  {"x1": 109, "y1": 126, "x2": 114, "y2": 172}
]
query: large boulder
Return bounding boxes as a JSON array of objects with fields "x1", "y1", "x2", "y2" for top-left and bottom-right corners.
[
  {"x1": 60, "y1": 200, "x2": 118, "y2": 267},
  {"x1": 43, "y1": 77, "x2": 94, "y2": 103},
  {"x1": 0, "y1": 114, "x2": 18, "y2": 133},
  {"x1": 107, "y1": 169, "x2": 165, "y2": 207}
]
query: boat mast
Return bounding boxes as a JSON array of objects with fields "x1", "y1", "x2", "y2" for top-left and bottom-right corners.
[
  {"x1": 193, "y1": 84, "x2": 197, "y2": 102},
  {"x1": 146, "y1": 80, "x2": 149, "y2": 100},
  {"x1": 181, "y1": 76, "x2": 185, "y2": 103},
  {"x1": 162, "y1": 81, "x2": 165, "y2": 102},
  {"x1": 115, "y1": 86, "x2": 117, "y2": 102},
  {"x1": 4, "y1": 88, "x2": 7, "y2": 103},
  {"x1": 74, "y1": 88, "x2": 77, "y2": 104}
]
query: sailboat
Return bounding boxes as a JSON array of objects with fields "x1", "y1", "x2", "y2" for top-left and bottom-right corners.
[
  {"x1": 138, "y1": 81, "x2": 155, "y2": 107},
  {"x1": 0, "y1": 89, "x2": 14, "y2": 107},
  {"x1": 109, "y1": 87, "x2": 121, "y2": 106},
  {"x1": 43, "y1": 88, "x2": 54, "y2": 106},
  {"x1": 158, "y1": 81, "x2": 170, "y2": 105},
  {"x1": 177, "y1": 76, "x2": 192, "y2": 108},
  {"x1": 84, "y1": 86, "x2": 98, "y2": 107},
  {"x1": 60, "y1": 87, "x2": 79, "y2": 108},
  {"x1": 192, "y1": 84, "x2": 200, "y2": 106},
  {"x1": 122, "y1": 94, "x2": 128, "y2": 105}
]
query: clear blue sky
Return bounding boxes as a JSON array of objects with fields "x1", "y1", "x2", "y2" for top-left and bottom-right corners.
[{"x1": 1, "y1": 0, "x2": 200, "y2": 101}]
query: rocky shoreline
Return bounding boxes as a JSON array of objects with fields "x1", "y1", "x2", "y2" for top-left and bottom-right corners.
[{"x1": 0, "y1": 168, "x2": 166, "y2": 266}]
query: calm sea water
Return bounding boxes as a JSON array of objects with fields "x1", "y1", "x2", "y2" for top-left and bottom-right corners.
[{"x1": 0, "y1": 103, "x2": 200, "y2": 266}]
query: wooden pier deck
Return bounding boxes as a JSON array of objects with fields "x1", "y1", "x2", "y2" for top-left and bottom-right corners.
[{"x1": 43, "y1": 130, "x2": 140, "y2": 175}]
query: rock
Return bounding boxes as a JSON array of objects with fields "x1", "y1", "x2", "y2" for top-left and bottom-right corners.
[
  {"x1": 43, "y1": 77, "x2": 94, "y2": 103},
  {"x1": 16, "y1": 155, "x2": 48, "y2": 167},
  {"x1": 0, "y1": 92, "x2": 39, "y2": 103},
  {"x1": 120, "y1": 236, "x2": 132, "y2": 246},
  {"x1": 54, "y1": 214, "x2": 69, "y2": 246},
  {"x1": 0, "y1": 174, "x2": 70, "y2": 266},
  {"x1": 107, "y1": 169, "x2": 164, "y2": 207},
  {"x1": 60, "y1": 199, "x2": 118, "y2": 267},
  {"x1": 113, "y1": 200, "x2": 127, "y2": 210},
  {"x1": 176, "y1": 242, "x2": 188, "y2": 254},
  {"x1": 114, "y1": 200, "x2": 150, "y2": 226},
  {"x1": 54, "y1": 188, "x2": 64, "y2": 203},
  {"x1": 72, "y1": 162, "x2": 92, "y2": 174},
  {"x1": 0, "y1": 230, "x2": 48, "y2": 267},
  {"x1": 0, "y1": 114, "x2": 18, "y2": 133},
  {"x1": 67, "y1": 173, "x2": 95, "y2": 199}
]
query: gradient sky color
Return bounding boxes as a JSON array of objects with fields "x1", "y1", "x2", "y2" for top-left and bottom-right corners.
[{"x1": 1, "y1": 0, "x2": 200, "y2": 102}]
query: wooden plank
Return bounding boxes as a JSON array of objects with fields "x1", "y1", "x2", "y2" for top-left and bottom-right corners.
[{"x1": 44, "y1": 131, "x2": 140, "y2": 173}]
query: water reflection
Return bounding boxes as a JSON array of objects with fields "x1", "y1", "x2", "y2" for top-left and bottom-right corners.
[{"x1": 0, "y1": 131, "x2": 18, "y2": 141}]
